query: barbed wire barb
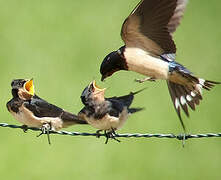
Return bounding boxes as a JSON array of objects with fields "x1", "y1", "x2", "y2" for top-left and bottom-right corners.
[{"x1": 1, "y1": 123, "x2": 221, "y2": 142}]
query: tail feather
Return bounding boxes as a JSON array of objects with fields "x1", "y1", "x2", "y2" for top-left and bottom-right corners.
[
  {"x1": 167, "y1": 77, "x2": 219, "y2": 131},
  {"x1": 131, "y1": 88, "x2": 147, "y2": 96},
  {"x1": 176, "y1": 84, "x2": 190, "y2": 116},
  {"x1": 167, "y1": 81, "x2": 186, "y2": 131},
  {"x1": 183, "y1": 85, "x2": 196, "y2": 110},
  {"x1": 61, "y1": 111, "x2": 88, "y2": 126},
  {"x1": 129, "y1": 107, "x2": 144, "y2": 114},
  {"x1": 201, "y1": 79, "x2": 221, "y2": 90}
]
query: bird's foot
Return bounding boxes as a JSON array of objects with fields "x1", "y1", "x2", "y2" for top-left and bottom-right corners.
[
  {"x1": 37, "y1": 123, "x2": 52, "y2": 145},
  {"x1": 135, "y1": 77, "x2": 156, "y2": 83},
  {"x1": 21, "y1": 125, "x2": 28, "y2": 133},
  {"x1": 96, "y1": 130, "x2": 103, "y2": 138},
  {"x1": 104, "y1": 129, "x2": 121, "y2": 144}
]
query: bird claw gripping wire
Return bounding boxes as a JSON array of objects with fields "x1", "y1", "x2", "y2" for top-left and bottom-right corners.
[
  {"x1": 95, "y1": 129, "x2": 120, "y2": 144},
  {"x1": 21, "y1": 125, "x2": 29, "y2": 133},
  {"x1": 95, "y1": 130, "x2": 102, "y2": 138},
  {"x1": 104, "y1": 129, "x2": 121, "y2": 144},
  {"x1": 37, "y1": 123, "x2": 52, "y2": 145}
]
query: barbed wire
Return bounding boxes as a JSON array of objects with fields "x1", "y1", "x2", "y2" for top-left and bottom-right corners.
[{"x1": 1, "y1": 123, "x2": 221, "y2": 142}]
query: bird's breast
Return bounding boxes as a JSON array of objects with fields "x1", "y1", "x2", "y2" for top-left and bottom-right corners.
[
  {"x1": 124, "y1": 47, "x2": 169, "y2": 79},
  {"x1": 84, "y1": 108, "x2": 129, "y2": 131}
]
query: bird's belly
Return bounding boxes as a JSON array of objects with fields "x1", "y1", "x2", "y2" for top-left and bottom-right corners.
[
  {"x1": 10, "y1": 105, "x2": 63, "y2": 131},
  {"x1": 86, "y1": 110, "x2": 129, "y2": 131},
  {"x1": 11, "y1": 111, "x2": 42, "y2": 128},
  {"x1": 125, "y1": 48, "x2": 169, "y2": 79}
]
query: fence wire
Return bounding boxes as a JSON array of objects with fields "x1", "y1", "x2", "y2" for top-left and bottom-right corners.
[{"x1": 1, "y1": 123, "x2": 221, "y2": 142}]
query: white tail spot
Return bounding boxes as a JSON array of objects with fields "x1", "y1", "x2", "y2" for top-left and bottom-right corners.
[
  {"x1": 186, "y1": 95, "x2": 192, "y2": 102},
  {"x1": 175, "y1": 98, "x2": 180, "y2": 109},
  {"x1": 196, "y1": 84, "x2": 203, "y2": 95},
  {"x1": 180, "y1": 96, "x2": 186, "y2": 105},
  {"x1": 197, "y1": 84, "x2": 203, "y2": 89},
  {"x1": 199, "y1": 78, "x2": 205, "y2": 85},
  {"x1": 191, "y1": 91, "x2": 196, "y2": 97}
]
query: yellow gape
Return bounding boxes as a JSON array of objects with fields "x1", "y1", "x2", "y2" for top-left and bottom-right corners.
[
  {"x1": 92, "y1": 80, "x2": 106, "y2": 92},
  {"x1": 24, "y1": 79, "x2": 35, "y2": 96}
]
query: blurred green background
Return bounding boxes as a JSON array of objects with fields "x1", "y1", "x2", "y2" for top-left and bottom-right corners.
[{"x1": 0, "y1": 0, "x2": 221, "y2": 179}]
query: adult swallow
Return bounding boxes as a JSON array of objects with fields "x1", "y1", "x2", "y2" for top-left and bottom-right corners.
[
  {"x1": 100, "y1": 0, "x2": 220, "y2": 130},
  {"x1": 78, "y1": 80, "x2": 144, "y2": 143},
  {"x1": 6, "y1": 79, "x2": 87, "y2": 144}
]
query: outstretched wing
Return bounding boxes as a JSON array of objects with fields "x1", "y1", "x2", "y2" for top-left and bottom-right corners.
[{"x1": 121, "y1": 0, "x2": 188, "y2": 55}]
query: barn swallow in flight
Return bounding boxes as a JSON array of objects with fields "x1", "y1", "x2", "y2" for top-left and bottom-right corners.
[
  {"x1": 78, "y1": 80, "x2": 144, "y2": 144},
  {"x1": 100, "y1": 0, "x2": 220, "y2": 130},
  {"x1": 6, "y1": 79, "x2": 87, "y2": 144}
]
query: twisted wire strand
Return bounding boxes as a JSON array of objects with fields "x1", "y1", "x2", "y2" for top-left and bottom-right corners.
[{"x1": 1, "y1": 123, "x2": 221, "y2": 141}]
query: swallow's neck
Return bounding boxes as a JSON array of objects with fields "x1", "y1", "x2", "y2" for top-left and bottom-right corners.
[
  {"x1": 92, "y1": 96, "x2": 105, "y2": 105},
  {"x1": 17, "y1": 89, "x2": 33, "y2": 100},
  {"x1": 12, "y1": 89, "x2": 19, "y2": 98},
  {"x1": 85, "y1": 92, "x2": 105, "y2": 107},
  {"x1": 123, "y1": 47, "x2": 169, "y2": 80},
  {"x1": 118, "y1": 46, "x2": 128, "y2": 70}
]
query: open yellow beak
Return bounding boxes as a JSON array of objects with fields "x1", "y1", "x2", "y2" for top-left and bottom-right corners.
[
  {"x1": 24, "y1": 79, "x2": 35, "y2": 96},
  {"x1": 92, "y1": 80, "x2": 106, "y2": 92}
]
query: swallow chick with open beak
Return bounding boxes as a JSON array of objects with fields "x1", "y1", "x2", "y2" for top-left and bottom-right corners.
[
  {"x1": 6, "y1": 79, "x2": 87, "y2": 144},
  {"x1": 78, "y1": 80, "x2": 144, "y2": 144},
  {"x1": 100, "y1": 0, "x2": 220, "y2": 130}
]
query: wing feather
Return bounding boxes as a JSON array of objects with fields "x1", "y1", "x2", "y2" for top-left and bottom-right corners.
[
  {"x1": 121, "y1": 0, "x2": 188, "y2": 55},
  {"x1": 24, "y1": 95, "x2": 63, "y2": 118}
]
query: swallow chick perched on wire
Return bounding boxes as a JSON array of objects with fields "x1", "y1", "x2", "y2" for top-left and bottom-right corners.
[
  {"x1": 78, "y1": 80, "x2": 144, "y2": 144},
  {"x1": 6, "y1": 79, "x2": 87, "y2": 144}
]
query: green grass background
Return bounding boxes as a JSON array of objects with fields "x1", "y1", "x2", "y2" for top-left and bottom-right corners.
[{"x1": 0, "y1": 0, "x2": 221, "y2": 179}]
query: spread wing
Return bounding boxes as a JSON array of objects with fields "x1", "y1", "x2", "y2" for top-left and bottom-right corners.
[{"x1": 121, "y1": 0, "x2": 188, "y2": 55}]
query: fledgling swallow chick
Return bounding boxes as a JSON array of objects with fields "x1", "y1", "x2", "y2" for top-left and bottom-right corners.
[
  {"x1": 78, "y1": 80, "x2": 144, "y2": 144},
  {"x1": 6, "y1": 79, "x2": 87, "y2": 144},
  {"x1": 100, "y1": 0, "x2": 220, "y2": 130}
]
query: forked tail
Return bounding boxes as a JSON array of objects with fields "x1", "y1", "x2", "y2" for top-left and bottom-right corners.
[
  {"x1": 61, "y1": 111, "x2": 88, "y2": 127},
  {"x1": 129, "y1": 107, "x2": 144, "y2": 114},
  {"x1": 167, "y1": 73, "x2": 220, "y2": 131}
]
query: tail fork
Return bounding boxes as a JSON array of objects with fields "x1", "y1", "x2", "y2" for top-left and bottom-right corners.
[
  {"x1": 167, "y1": 76, "x2": 220, "y2": 131},
  {"x1": 129, "y1": 107, "x2": 144, "y2": 114}
]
